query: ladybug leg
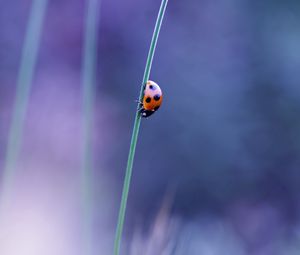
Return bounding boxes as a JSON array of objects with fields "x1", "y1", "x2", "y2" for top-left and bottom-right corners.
[{"x1": 135, "y1": 100, "x2": 143, "y2": 110}]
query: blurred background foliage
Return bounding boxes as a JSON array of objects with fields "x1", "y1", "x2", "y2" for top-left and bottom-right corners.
[{"x1": 1, "y1": 0, "x2": 300, "y2": 254}]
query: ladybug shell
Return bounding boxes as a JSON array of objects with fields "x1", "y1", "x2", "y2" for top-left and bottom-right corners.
[{"x1": 141, "y1": 80, "x2": 163, "y2": 118}]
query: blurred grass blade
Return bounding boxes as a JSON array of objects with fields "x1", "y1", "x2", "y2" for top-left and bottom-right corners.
[
  {"x1": 113, "y1": 0, "x2": 169, "y2": 254},
  {"x1": 0, "y1": 0, "x2": 48, "y2": 210},
  {"x1": 81, "y1": 0, "x2": 101, "y2": 254}
]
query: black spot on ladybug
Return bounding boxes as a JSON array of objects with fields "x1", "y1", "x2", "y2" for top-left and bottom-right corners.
[
  {"x1": 145, "y1": 97, "x2": 151, "y2": 103},
  {"x1": 154, "y1": 94, "x2": 161, "y2": 101},
  {"x1": 154, "y1": 106, "x2": 160, "y2": 111},
  {"x1": 149, "y1": 85, "x2": 157, "y2": 90}
]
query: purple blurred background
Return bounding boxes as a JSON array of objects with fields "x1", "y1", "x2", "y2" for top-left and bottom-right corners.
[{"x1": 1, "y1": 0, "x2": 300, "y2": 254}]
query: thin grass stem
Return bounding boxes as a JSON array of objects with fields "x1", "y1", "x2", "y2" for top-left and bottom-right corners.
[
  {"x1": 81, "y1": 0, "x2": 101, "y2": 254},
  {"x1": 113, "y1": 0, "x2": 168, "y2": 254},
  {"x1": 0, "y1": 0, "x2": 48, "y2": 212}
]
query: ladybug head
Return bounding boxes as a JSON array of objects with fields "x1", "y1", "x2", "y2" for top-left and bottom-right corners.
[{"x1": 140, "y1": 109, "x2": 155, "y2": 118}]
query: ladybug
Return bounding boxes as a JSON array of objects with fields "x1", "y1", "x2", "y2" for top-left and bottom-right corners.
[{"x1": 139, "y1": 80, "x2": 163, "y2": 118}]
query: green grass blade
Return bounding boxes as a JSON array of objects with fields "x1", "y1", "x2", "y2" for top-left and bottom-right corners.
[
  {"x1": 0, "y1": 0, "x2": 48, "y2": 210},
  {"x1": 81, "y1": 0, "x2": 101, "y2": 254},
  {"x1": 113, "y1": 0, "x2": 169, "y2": 254}
]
